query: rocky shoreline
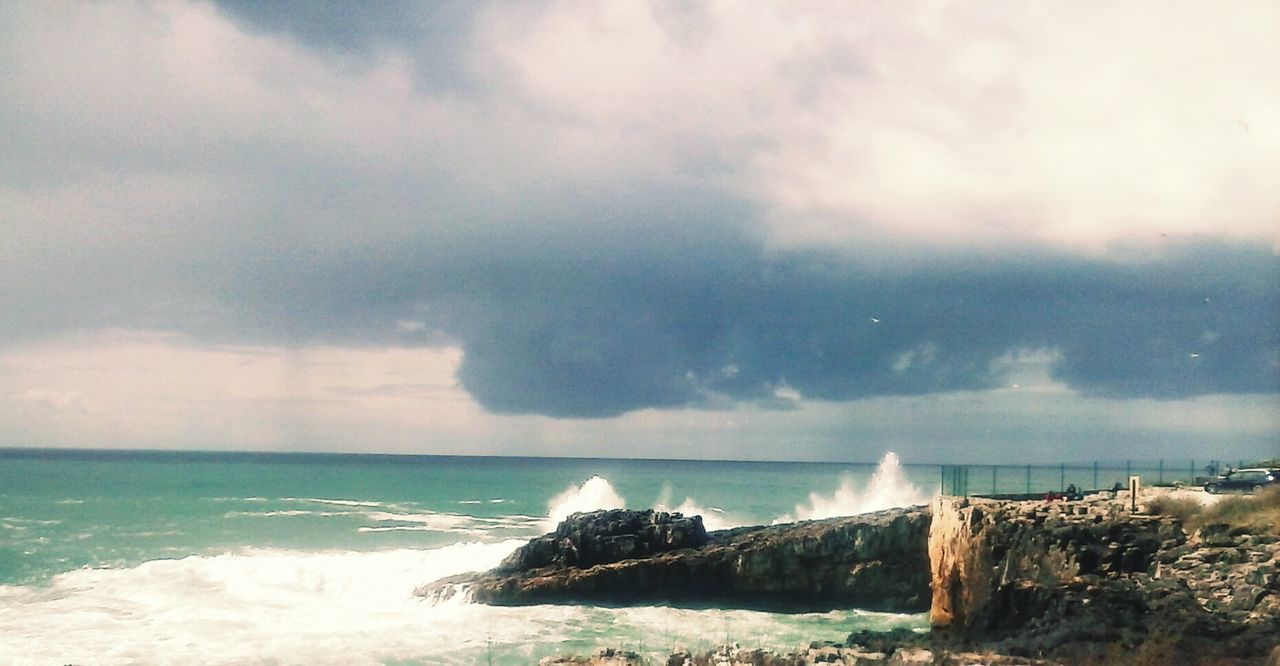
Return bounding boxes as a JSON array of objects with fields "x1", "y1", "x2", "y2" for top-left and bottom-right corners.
[
  {"x1": 421, "y1": 491, "x2": 1280, "y2": 665},
  {"x1": 420, "y1": 507, "x2": 931, "y2": 612}
]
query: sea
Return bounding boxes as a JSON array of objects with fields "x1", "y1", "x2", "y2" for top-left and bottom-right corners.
[{"x1": 0, "y1": 448, "x2": 938, "y2": 665}]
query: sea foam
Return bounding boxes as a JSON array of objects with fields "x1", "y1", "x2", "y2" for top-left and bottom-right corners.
[
  {"x1": 778, "y1": 451, "x2": 932, "y2": 523},
  {"x1": 0, "y1": 540, "x2": 526, "y2": 666},
  {"x1": 544, "y1": 475, "x2": 626, "y2": 529}
]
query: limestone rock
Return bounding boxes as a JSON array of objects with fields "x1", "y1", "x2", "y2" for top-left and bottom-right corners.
[
  {"x1": 928, "y1": 493, "x2": 1279, "y2": 662},
  {"x1": 419, "y1": 506, "x2": 932, "y2": 612}
]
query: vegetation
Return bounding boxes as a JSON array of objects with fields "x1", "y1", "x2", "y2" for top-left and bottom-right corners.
[{"x1": 1147, "y1": 486, "x2": 1280, "y2": 535}]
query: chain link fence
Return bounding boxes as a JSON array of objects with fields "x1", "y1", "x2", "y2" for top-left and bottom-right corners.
[{"x1": 938, "y1": 458, "x2": 1261, "y2": 497}]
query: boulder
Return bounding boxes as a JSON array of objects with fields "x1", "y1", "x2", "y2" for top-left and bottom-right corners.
[{"x1": 498, "y1": 509, "x2": 707, "y2": 572}]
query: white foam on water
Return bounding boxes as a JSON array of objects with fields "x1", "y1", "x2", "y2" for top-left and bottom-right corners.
[
  {"x1": 0, "y1": 464, "x2": 938, "y2": 665},
  {"x1": 544, "y1": 475, "x2": 626, "y2": 529},
  {"x1": 224, "y1": 509, "x2": 353, "y2": 518},
  {"x1": 778, "y1": 452, "x2": 931, "y2": 523},
  {"x1": 0, "y1": 540, "x2": 527, "y2": 666},
  {"x1": 364, "y1": 510, "x2": 477, "y2": 530},
  {"x1": 2, "y1": 517, "x2": 62, "y2": 526},
  {"x1": 0, "y1": 540, "x2": 922, "y2": 666},
  {"x1": 286, "y1": 497, "x2": 386, "y2": 508}
]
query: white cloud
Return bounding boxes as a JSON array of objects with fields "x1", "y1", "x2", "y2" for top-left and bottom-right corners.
[
  {"x1": 480, "y1": 1, "x2": 1280, "y2": 254},
  {"x1": 0, "y1": 2, "x2": 1275, "y2": 458},
  {"x1": 0, "y1": 330, "x2": 490, "y2": 451}
]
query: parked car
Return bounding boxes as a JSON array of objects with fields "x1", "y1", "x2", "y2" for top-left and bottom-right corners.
[{"x1": 1203, "y1": 468, "x2": 1280, "y2": 494}]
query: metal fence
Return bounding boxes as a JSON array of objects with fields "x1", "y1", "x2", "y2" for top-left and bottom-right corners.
[{"x1": 938, "y1": 458, "x2": 1258, "y2": 497}]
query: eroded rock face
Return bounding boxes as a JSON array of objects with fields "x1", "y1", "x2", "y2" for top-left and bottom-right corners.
[
  {"x1": 928, "y1": 494, "x2": 1280, "y2": 661},
  {"x1": 419, "y1": 506, "x2": 932, "y2": 612},
  {"x1": 929, "y1": 496, "x2": 1175, "y2": 630}
]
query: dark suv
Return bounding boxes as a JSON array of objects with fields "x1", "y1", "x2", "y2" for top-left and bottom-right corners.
[{"x1": 1204, "y1": 468, "x2": 1279, "y2": 494}]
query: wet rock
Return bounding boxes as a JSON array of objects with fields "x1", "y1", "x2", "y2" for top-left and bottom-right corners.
[
  {"x1": 421, "y1": 506, "x2": 932, "y2": 612},
  {"x1": 498, "y1": 509, "x2": 708, "y2": 572}
]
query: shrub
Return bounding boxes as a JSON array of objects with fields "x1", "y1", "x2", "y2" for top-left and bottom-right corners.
[
  {"x1": 1146, "y1": 487, "x2": 1280, "y2": 535},
  {"x1": 1144, "y1": 496, "x2": 1201, "y2": 524},
  {"x1": 1198, "y1": 485, "x2": 1280, "y2": 534}
]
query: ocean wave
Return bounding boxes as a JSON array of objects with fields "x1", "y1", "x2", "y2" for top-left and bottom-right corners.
[
  {"x1": 544, "y1": 476, "x2": 625, "y2": 529},
  {"x1": 285, "y1": 497, "x2": 386, "y2": 508},
  {"x1": 776, "y1": 451, "x2": 932, "y2": 523},
  {"x1": 1, "y1": 517, "x2": 62, "y2": 526},
  {"x1": 0, "y1": 539, "x2": 923, "y2": 666},
  {"x1": 0, "y1": 540, "x2": 528, "y2": 665},
  {"x1": 223, "y1": 510, "x2": 355, "y2": 519}
]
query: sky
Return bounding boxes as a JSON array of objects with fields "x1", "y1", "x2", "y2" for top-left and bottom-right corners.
[{"x1": 1, "y1": 1, "x2": 1277, "y2": 464}]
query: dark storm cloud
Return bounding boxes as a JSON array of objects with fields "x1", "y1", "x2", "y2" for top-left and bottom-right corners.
[
  {"x1": 423, "y1": 238, "x2": 1278, "y2": 417},
  {"x1": 213, "y1": 0, "x2": 482, "y2": 90},
  {"x1": 2, "y1": 1, "x2": 1276, "y2": 426},
  {"x1": 191, "y1": 180, "x2": 1278, "y2": 418}
]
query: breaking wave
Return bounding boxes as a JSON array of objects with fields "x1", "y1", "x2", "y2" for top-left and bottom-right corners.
[
  {"x1": 544, "y1": 475, "x2": 626, "y2": 529},
  {"x1": 778, "y1": 451, "x2": 931, "y2": 523}
]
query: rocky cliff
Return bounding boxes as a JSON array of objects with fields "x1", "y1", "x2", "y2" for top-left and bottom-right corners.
[
  {"x1": 928, "y1": 494, "x2": 1280, "y2": 661},
  {"x1": 418, "y1": 506, "x2": 932, "y2": 612}
]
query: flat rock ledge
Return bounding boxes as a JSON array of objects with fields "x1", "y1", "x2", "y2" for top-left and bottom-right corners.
[{"x1": 418, "y1": 506, "x2": 932, "y2": 612}]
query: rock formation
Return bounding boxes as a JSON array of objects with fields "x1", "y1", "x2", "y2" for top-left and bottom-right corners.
[
  {"x1": 497, "y1": 509, "x2": 708, "y2": 572},
  {"x1": 425, "y1": 492, "x2": 1280, "y2": 663},
  {"x1": 419, "y1": 506, "x2": 932, "y2": 612},
  {"x1": 928, "y1": 494, "x2": 1280, "y2": 661}
]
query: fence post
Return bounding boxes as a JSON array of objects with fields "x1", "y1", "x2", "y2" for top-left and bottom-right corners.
[
  {"x1": 1126, "y1": 459, "x2": 1131, "y2": 482},
  {"x1": 1189, "y1": 459, "x2": 1195, "y2": 484},
  {"x1": 1093, "y1": 461, "x2": 1098, "y2": 491},
  {"x1": 1158, "y1": 459, "x2": 1164, "y2": 485},
  {"x1": 1060, "y1": 463, "x2": 1065, "y2": 492}
]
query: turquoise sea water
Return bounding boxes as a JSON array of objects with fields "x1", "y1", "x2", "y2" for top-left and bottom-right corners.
[{"x1": 0, "y1": 449, "x2": 936, "y2": 665}]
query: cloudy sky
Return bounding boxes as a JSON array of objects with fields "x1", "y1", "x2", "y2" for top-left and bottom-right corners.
[{"x1": 2, "y1": 1, "x2": 1277, "y2": 464}]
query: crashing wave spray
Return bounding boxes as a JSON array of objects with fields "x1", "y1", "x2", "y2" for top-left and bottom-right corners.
[
  {"x1": 779, "y1": 451, "x2": 930, "y2": 522},
  {"x1": 653, "y1": 483, "x2": 741, "y2": 532},
  {"x1": 544, "y1": 475, "x2": 626, "y2": 529}
]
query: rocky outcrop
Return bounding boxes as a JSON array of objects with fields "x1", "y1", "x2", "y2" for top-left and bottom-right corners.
[
  {"x1": 419, "y1": 507, "x2": 932, "y2": 612},
  {"x1": 928, "y1": 494, "x2": 1280, "y2": 661},
  {"x1": 498, "y1": 509, "x2": 708, "y2": 572},
  {"x1": 436, "y1": 493, "x2": 1279, "y2": 664}
]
